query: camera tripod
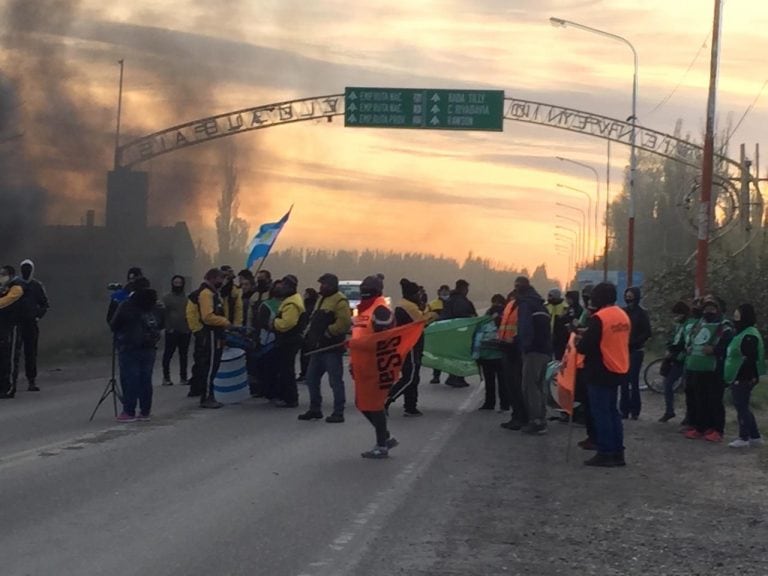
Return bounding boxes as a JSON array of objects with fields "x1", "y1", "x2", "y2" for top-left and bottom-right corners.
[{"x1": 89, "y1": 341, "x2": 123, "y2": 421}]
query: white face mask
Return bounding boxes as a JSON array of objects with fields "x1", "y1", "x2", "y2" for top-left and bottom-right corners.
[{"x1": 0, "y1": 274, "x2": 10, "y2": 285}]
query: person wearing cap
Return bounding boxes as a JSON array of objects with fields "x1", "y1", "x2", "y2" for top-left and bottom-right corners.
[
  {"x1": 683, "y1": 295, "x2": 733, "y2": 442},
  {"x1": 386, "y1": 278, "x2": 427, "y2": 417},
  {"x1": 298, "y1": 273, "x2": 352, "y2": 423},
  {"x1": 352, "y1": 274, "x2": 398, "y2": 459},
  {"x1": 107, "y1": 267, "x2": 143, "y2": 325},
  {"x1": 575, "y1": 282, "x2": 630, "y2": 467},
  {"x1": 426, "y1": 285, "x2": 450, "y2": 384},
  {"x1": 441, "y1": 279, "x2": 477, "y2": 387},
  {"x1": 621, "y1": 287, "x2": 652, "y2": 420},
  {"x1": 271, "y1": 274, "x2": 306, "y2": 408},
  {"x1": 546, "y1": 288, "x2": 568, "y2": 361}
]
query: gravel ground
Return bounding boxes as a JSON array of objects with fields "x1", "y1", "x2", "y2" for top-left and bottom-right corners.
[{"x1": 353, "y1": 391, "x2": 768, "y2": 576}]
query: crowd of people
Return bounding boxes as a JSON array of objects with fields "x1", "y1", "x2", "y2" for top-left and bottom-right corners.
[{"x1": 0, "y1": 259, "x2": 764, "y2": 464}]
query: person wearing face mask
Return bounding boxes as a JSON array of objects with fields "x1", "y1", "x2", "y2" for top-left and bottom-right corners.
[
  {"x1": 186, "y1": 268, "x2": 231, "y2": 408},
  {"x1": 12, "y1": 259, "x2": 49, "y2": 392},
  {"x1": 620, "y1": 287, "x2": 652, "y2": 420},
  {"x1": 725, "y1": 303, "x2": 765, "y2": 448},
  {"x1": 298, "y1": 273, "x2": 352, "y2": 422},
  {"x1": 546, "y1": 288, "x2": 569, "y2": 361},
  {"x1": 427, "y1": 285, "x2": 450, "y2": 384},
  {"x1": 271, "y1": 274, "x2": 307, "y2": 408},
  {"x1": 0, "y1": 265, "x2": 25, "y2": 399},
  {"x1": 385, "y1": 278, "x2": 427, "y2": 417},
  {"x1": 684, "y1": 295, "x2": 733, "y2": 442},
  {"x1": 680, "y1": 298, "x2": 704, "y2": 427},
  {"x1": 658, "y1": 301, "x2": 695, "y2": 422},
  {"x1": 297, "y1": 287, "x2": 319, "y2": 382},
  {"x1": 219, "y1": 265, "x2": 243, "y2": 327},
  {"x1": 161, "y1": 275, "x2": 191, "y2": 386},
  {"x1": 441, "y1": 279, "x2": 477, "y2": 388}
]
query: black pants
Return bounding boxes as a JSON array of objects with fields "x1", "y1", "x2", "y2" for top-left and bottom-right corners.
[
  {"x1": 389, "y1": 350, "x2": 420, "y2": 411},
  {"x1": 276, "y1": 342, "x2": 300, "y2": 405},
  {"x1": 480, "y1": 358, "x2": 507, "y2": 409},
  {"x1": 162, "y1": 331, "x2": 191, "y2": 381},
  {"x1": 298, "y1": 340, "x2": 311, "y2": 379},
  {"x1": 362, "y1": 410, "x2": 389, "y2": 447},
  {"x1": 689, "y1": 371, "x2": 725, "y2": 434},
  {"x1": 189, "y1": 330, "x2": 223, "y2": 402},
  {"x1": 501, "y1": 348, "x2": 526, "y2": 423},
  {"x1": 0, "y1": 324, "x2": 18, "y2": 396},
  {"x1": 684, "y1": 370, "x2": 695, "y2": 423},
  {"x1": 12, "y1": 320, "x2": 39, "y2": 385},
  {"x1": 574, "y1": 370, "x2": 594, "y2": 439}
]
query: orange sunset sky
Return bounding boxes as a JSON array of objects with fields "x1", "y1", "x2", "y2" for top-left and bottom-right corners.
[{"x1": 2, "y1": 0, "x2": 768, "y2": 283}]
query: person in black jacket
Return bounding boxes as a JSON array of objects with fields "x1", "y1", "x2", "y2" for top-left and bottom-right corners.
[
  {"x1": 12, "y1": 259, "x2": 49, "y2": 392},
  {"x1": 110, "y1": 278, "x2": 164, "y2": 422},
  {"x1": 727, "y1": 303, "x2": 764, "y2": 448},
  {"x1": 621, "y1": 286, "x2": 652, "y2": 420},
  {"x1": 0, "y1": 265, "x2": 25, "y2": 399},
  {"x1": 297, "y1": 287, "x2": 320, "y2": 382},
  {"x1": 441, "y1": 279, "x2": 477, "y2": 387}
]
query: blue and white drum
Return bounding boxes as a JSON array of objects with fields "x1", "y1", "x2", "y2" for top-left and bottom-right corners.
[{"x1": 213, "y1": 347, "x2": 249, "y2": 404}]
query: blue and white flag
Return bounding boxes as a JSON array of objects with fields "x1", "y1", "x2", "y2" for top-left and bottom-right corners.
[{"x1": 246, "y1": 206, "x2": 292, "y2": 269}]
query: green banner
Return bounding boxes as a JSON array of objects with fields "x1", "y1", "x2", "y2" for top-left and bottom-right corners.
[{"x1": 422, "y1": 317, "x2": 490, "y2": 377}]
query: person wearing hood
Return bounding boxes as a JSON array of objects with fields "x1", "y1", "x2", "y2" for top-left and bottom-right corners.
[
  {"x1": 0, "y1": 265, "x2": 25, "y2": 399},
  {"x1": 11, "y1": 259, "x2": 49, "y2": 392},
  {"x1": 564, "y1": 290, "x2": 583, "y2": 330},
  {"x1": 271, "y1": 274, "x2": 307, "y2": 408},
  {"x1": 684, "y1": 295, "x2": 733, "y2": 442},
  {"x1": 546, "y1": 288, "x2": 569, "y2": 361},
  {"x1": 515, "y1": 276, "x2": 553, "y2": 435},
  {"x1": 725, "y1": 303, "x2": 765, "y2": 448},
  {"x1": 658, "y1": 301, "x2": 694, "y2": 422},
  {"x1": 298, "y1": 273, "x2": 352, "y2": 423},
  {"x1": 477, "y1": 294, "x2": 508, "y2": 411},
  {"x1": 427, "y1": 285, "x2": 451, "y2": 384},
  {"x1": 575, "y1": 282, "x2": 630, "y2": 467},
  {"x1": 161, "y1": 275, "x2": 191, "y2": 387},
  {"x1": 110, "y1": 277, "x2": 164, "y2": 422},
  {"x1": 386, "y1": 278, "x2": 427, "y2": 417},
  {"x1": 620, "y1": 287, "x2": 652, "y2": 420},
  {"x1": 352, "y1": 274, "x2": 399, "y2": 459},
  {"x1": 441, "y1": 279, "x2": 477, "y2": 387}
]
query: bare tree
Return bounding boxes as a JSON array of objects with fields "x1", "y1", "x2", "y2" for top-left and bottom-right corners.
[{"x1": 216, "y1": 142, "x2": 250, "y2": 263}]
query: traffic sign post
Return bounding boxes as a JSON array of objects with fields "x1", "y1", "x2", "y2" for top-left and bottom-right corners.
[{"x1": 344, "y1": 87, "x2": 504, "y2": 132}]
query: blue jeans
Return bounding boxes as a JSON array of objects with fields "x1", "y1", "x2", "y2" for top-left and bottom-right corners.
[
  {"x1": 731, "y1": 381, "x2": 760, "y2": 440},
  {"x1": 663, "y1": 361, "x2": 684, "y2": 416},
  {"x1": 620, "y1": 349, "x2": 644, "y2": 417},
  {"x1": 119, "y1": 347, "x2": 156, "y2": 416},
  {"x1": 306, "y1": 351, "x2": 346, "y2": 414},
  {"x1": 588, "y1": 384, "x2": 624, "y2": 455}
]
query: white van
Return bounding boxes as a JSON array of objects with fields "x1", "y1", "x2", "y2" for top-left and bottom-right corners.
[{"x1": 338, "y1": 280, "x2": 391, "y2": 316}]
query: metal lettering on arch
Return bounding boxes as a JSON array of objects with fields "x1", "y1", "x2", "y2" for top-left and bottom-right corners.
[{"x1": 117, "y1": 94, "x2": 343, "y2": 168}]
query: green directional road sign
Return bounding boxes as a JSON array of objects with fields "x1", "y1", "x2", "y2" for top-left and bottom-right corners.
[{"x1": 344, "y1": 87, "x2": 505, "y2": 132}]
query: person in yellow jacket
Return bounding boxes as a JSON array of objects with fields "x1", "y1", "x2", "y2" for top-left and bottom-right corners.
[
  {"x1": 427, "y1": 284, "x2": 450, "y2": 383},
  {"x1": 0, "y1": 265, "x2": 25, "y2": 398},
  {"x1": 219, "y1": 265, "x2": 243, "y2": 326},
  {"x1": 186, "y1": 268, "x2": 231, "y2": 408},
  {"x1": 271, "y1": 274, "x2": 306, "y2": 408},
  {"x1": 546, "y1": 288, "x2": 569, "y2": 360}
]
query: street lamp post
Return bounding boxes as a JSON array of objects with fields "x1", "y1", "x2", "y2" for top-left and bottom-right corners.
[
  {"x1": 556, "y1": 158, "x2": 600, "y2": 267},
  {"x1": 556, "y1": 202, "x2": 588, "y2": 267},
  {"x1": 555, "y1": 245, "x2": 574, "y2": 285},
  {"x1": 550, "y1": 17, "x2": 638, "y2": 286},
  {"x1": 556, "y1": 184, "x2": 593, "y2": 261},
  {"x1": 556, "y1": 216, "x2": 583, "y2": 263}
]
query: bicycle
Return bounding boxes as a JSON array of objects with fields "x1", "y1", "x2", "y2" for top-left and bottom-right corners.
[{"x1": 643, "y1": 357, "x2": 685, "y2": 394}]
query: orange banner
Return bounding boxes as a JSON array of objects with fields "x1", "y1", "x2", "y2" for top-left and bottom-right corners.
[
  {"x1": 556, "y1": 333, "x2": 579, "y2": 416},
  {"x1": 348, "y1": 322, "x2": 425, "y2": 411}
]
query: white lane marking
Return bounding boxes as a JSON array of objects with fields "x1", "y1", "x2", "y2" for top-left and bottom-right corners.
[{"x1": 297, "y1": 386, "x2": 482, "y2": 576}]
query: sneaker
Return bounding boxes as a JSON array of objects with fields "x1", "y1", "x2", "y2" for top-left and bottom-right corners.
[
  {"x1": 180, "y1": 378, "x2": 189, "y2": 386},
  {"x1": 658, "y1": 413, "x2": 675, "y2": 423},
  {"x1": 325, "y1": 413, "x2": 345, "y2": 423},
  {"x1": 361, "y1": 446, "x2": 389, "y2": 459},
  {"x1": 684, "y1": 428, "x2": 702, "y2": 440},
  {"x1": 116, "y1": 412, "x2": 137, "y2": 423},
  {"x1": 187, "y1": 391, "x2": 202, "y2": 398},
  {"x1": 703, "y1": 429, "x2": 723, "y2": 443},
  {"x1": 522, "y1": 422, "x2": 548, "y2": 435},
  {"x1": 297, "y1": 410, "x2": 323, "y2": 421},
  {"x1": 386, "y1": 437, "x2": 399, "y2": 450},
  {"x1": 273, "y1": 400, "x2": 299, "y2": 408},
  {"x1": 429, "y1": 377, "x2": 441, "y2": 384},
  {"x1": 728, "y1": 438, "x2": 751, "y2": 449},
  {"x1": 137, "y1": 414, "x2": 151, "y2": 422},
  {"x1": 162, "y1": 379, "x2": 173, "y2": 387},
  {"x1": 500, "y1": 419, "x2": 524, "y2": 431},
  {"x1": 27, "y1": 381, "x2": 40, "y2": 392},
  {"x1": 749, "y1": 437, "x2": 764, "y2": 447},
  {"x1": 0, "y1": 392, "x2": 15, "y2": 399},
  {"x1": 577, "y1": 438, "x2": 597, "y2": 451},
  {"x1": 404, "y1": 408, "x2": 423, "y2": 417},
  {"x1": 200, "y1": 398, "x2": 224, "y2": 409},
  {"x1": 584, "y1": 453, "x2": 621, "y2": 467},
  {"x1": 680, "y1": 417, "x2": 690, "y2": 427}
]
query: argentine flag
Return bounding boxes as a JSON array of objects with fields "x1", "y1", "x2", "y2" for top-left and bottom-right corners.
[{"x1": 246, "y1": 207, "x2": 292, "y2": 269}]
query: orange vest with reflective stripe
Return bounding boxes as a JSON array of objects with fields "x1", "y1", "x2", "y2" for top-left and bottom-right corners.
[
  {"x1": 498, "y1": 300, "x2": 519, "y2": 343},
  {"x1": 352, "y1": 297, "x2": 389, "y2": 339},
  {"x1": 594, "y1": 306, "x2": 631, "y2": 374}
]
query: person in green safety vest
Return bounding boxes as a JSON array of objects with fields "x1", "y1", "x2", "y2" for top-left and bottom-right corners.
[
  {"x1": 724, "y1": 303, "x2": 765, "y2": 448},
  {"x1": 683, "y1": 296, "x2": 733, "y2": 443},
  {"x1": 658, "y1": 301, "x2": 696, "y2": 423}
]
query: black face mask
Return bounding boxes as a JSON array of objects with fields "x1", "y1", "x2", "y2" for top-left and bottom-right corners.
[
  {"x1": 172, "y1": 285, "x2": 184, "y2": 294},
  {"x1": 703, "y1": 312, "x2": 718, "y2": 322}
]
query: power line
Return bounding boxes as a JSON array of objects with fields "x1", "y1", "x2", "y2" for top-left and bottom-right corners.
[
  {"x1": 647, "y1": 31, "x2": 711, "y2": 115},
  {"x1": 726, "y1": 79, "x2": 768, "y2": 143}
]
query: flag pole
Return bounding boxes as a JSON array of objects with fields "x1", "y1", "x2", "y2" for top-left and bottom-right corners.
[
  {"x1": 565, "y1": 411, "x2": 575, "y2": 463},
  {"x1": 249, "y1": 204, "x2": 294, "y2": 274}
]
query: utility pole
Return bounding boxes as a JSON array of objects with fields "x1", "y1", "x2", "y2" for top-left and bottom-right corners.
[
  {"x1": 113, "y1": 59, "x2": 125, "y2": 170},
  {"x1": 695, "y1": 0, "x2": 723, "y2": 297}
]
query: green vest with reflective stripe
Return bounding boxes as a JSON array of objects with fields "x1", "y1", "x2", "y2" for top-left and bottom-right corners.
[
  {"x1": 723, "y1": 327, "x2": 766, "y2": 384},
  {"x1": 685, "y1": 320, "x2": 723, "y2": 372}
]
